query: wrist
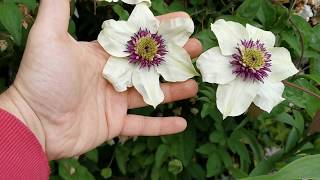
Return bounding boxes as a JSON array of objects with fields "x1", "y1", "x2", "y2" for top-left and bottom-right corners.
[{"x1": 0, "y1": 86, "x2": 46, "y2": 152}]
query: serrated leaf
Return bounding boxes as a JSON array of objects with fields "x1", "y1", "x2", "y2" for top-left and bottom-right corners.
[
  {"x1": 112, "y1": 4, "x2": 129, "y2": 20},
  {"x1": 155, "y1": 144, "x2": 169, "y2": 168},
  {"x1": 115, "y1": 145, "x2": 130, "y2": 175},
  {"x1": 236, "y1": 0, "x2": 261, "y2": 18},
  {"x1": 209, "y1": 130, "x2": 225, "y2": 143},
  {"x1": 206, "y1": 152, "x2": 222, "y2": 177},
  {"x1": 174, "y1": 125, "x2": 197, "y2": 166},
  {"x1": 241, "y1": 155, "x2": 320, "y2": 180},
  {"x1": 256, "y1": 0, "x2": 276, "y2": 27},
  {"x1": 196, "y1": 143, "x2": 216, "y2": 155},
  {"x1": 186, "y1": 162, "x2": 206, "y2": 180},
  {"x1": 285, "y1": 128, "x2": 299, "y2": 152}
]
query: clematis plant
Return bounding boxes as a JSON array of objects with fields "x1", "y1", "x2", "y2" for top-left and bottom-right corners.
[
  {"x1": 98, "y1": 2, "x2": 198, "y2": 107},
  {"x1": 97, "y1": 0, "x2": 151, "y2": 6},
  {"x1": 197, "y1": 19, "x2": 299, "y2": 119}
]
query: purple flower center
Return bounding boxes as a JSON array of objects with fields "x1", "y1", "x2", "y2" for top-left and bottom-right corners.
[
  {"x1": 231, "y1": 39, "x2": 272, "y2": 82},
  {"x1": 126, "y1": 28, "x2": 167, "y2": 68}
]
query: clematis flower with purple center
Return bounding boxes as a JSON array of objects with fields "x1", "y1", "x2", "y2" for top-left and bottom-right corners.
[
  {"x1": 98, "y1": 2, "x2": 198, "y2": 107},
  {"x1": 196, "y1": 19, "x2": 299, "y2": 119}
]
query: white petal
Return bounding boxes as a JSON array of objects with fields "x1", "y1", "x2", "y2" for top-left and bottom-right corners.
[
  {"x1": 158, "y1": 18, "x2": 194, "y2": 47},
  {"x1": 246, "y1": 24, "x2": 276, "y2": 49},
  {"x1": 156, "y1": 44, "x2": 198, "y2": 82},
  {"x1": 122, "y1": 0, "x2": 151, "y2": 6},
  {"x1": 132, "y1": 67, "x2": 164, "y2": 108},
  {"x1": 269, "y1": 47, "x2": 299, "y2": 82},
  {"x1": 211, "y1": 19, "x2": 248, "y2": 56},
  {"x1": 196, "y1": 47, "x2": 236, "y2": 84},
  {"x1": 253, "y1": 80, "x2": 285, "y2": 113},
  {"x1": 98, "y1": 20, "x2": 138, "y2": 57},
  {"x1": 103, "y1": 56, "x2": 134, "y2": 92},
  {"x1": 216, "y1": 78, "x2": 259, "y2": 119},
  {"x1": 128, "y1": 2, "x2": 159, "y2": 33}
]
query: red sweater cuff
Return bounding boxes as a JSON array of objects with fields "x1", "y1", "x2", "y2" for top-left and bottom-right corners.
[{"x1": 0, "y1": 108, "x2": 49, "y2": 180}]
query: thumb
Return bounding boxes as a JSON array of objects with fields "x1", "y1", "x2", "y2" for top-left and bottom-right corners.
[{"x1": 34, "y1": 0, "x2": 70, "y2": 35}]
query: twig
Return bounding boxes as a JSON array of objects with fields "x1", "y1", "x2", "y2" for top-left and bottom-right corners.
[
  {"x1": 107, "y1": 151, "x2": 116, "y2": 168},
  {"x1": 288, "y1": 0, "x2": 297, "y2": 15},
  {"x1": 283, "y1": 80, "x2": 320, "y2": 100},
  {"x1": 93, "y1": 0, "x2": 97, "y2": 15},
  {"x1": 190, "y1": 9, "x2": 206, "y2": 16}
]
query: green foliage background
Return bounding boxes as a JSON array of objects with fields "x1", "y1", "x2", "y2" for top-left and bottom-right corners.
[{"x1": 0, "y1": 0, "x2": 320, "y2": 179}]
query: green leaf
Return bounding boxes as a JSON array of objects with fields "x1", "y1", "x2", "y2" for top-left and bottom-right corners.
[
  {"x1": 209, "y1": 130, "x2": 225, "y2": 143},
  {"x1": 151, "y1": 0, "x2": 169, "y2": 14},
  {"x1": 85, "y1": 149, "x2": 98, "y2": 163},
  {"x1": 112, "y1": 4, "x2": 129, "y2": 20},
  {"x1": 196, "y1": 143, "x2": 216, "y2": 155},
  {"x1": 206, "y1": 152, "x2": 222, "y2": 177},
  {"x1": 196, "y1": 29, "x2": 217, "y2": 51},
  {"x1": 58, "y1": 159, "x2": 95, "y2": 180},
  {"x1": 296, "y1": 74, "x2": 320, "y2": 85},
  {"x1": 115, "y1": 145, "x2": 130, "y2": 175},
  {"x1": 233, "y1": 128, "x2": 264, "y2": 163},
  {"x1": 241, "y1": 155, "x2": 320, "y2": 180},
  {"x1": 151, "y1": 165, "x2": 161, "y2": 180},
  {"x1": 3, "y1": 0, "x2": 37, "y2": 11},
  {"x1": 285, "y1": 128, "x2": 299, "y2": 152},
  {"x1": 276, "y1": 113, "x2": 296, "y2": 127},
  {"x1": 249, "y1": 150, "x2": 284, "y2": 176},
  {"x1": 68, "y1": 19, "x2": 77, "y2": 39},
  {"x1": 256, "y1": 0, "x2": 276, "y2": 27},
  {"x1": 174, "y1": 125, "x2": 197, "y2": 166},
  {"x1": 236, "y1": 0, "x2": 261, "y2": 18},
  {"x1": 101, "y1": 168, "x2": 112, "y2": 179},
  {"x1": 310, "y1": 58, "x2": 320, "y2": 76},
  {"x1": 155, "y1": 144, "x2": 169, "y2": 168},
  {"x1": 132, "y1": 143, "x2": 146, "y2": 156},
  {"x1": 186, "y1": 162, "x2": 206, "y2": 180},
  {"x1": 293, "y1": 110, "x2": 304, "y2": 136},
  {"x1": 227, "y1": 137, "x2": 250, "y2": 171},
  {"x1": 290, "y1": 15, "x2": 313, "y2": 45},
  {"x1": 0, "y1": 3, "x2": 23, "y2": 45},
  {"x1": 216, "y1": 148, "x2": 233, "y2": 167},
  {"x1": 228, "y1": 167, "x2": 248, "y2": 179},
  {"x1": 270, "y1": 6, "x2": 289, "y2": 33}
]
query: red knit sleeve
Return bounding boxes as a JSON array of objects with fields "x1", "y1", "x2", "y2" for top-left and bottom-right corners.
[{"x1": 0, "y1": 108, "x2": 49, "y2": 180}]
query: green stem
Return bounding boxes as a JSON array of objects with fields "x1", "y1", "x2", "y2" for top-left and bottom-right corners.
[{"x1": 283, "y1": 81, "x2": 320, "y2": 100}]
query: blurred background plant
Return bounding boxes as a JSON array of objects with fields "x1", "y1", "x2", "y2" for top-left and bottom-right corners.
[{"x1": 0, "y1": 0, "x2": 320, "y2": 179}]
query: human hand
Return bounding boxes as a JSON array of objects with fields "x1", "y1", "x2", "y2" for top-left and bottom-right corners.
[{"x1": 0, "y1": 0, "x2": 202, "y2": 160}]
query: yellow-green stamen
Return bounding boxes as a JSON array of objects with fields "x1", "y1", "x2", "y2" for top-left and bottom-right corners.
[
  {"x1": 136, "y1": 37, "x2": 158, "y2": 61},
  {"x1": 242, "y1": 49, "x2": 264, "y2": 69}
]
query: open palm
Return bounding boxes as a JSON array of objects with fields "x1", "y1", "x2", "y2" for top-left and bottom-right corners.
[{"x1": 9, "y1": 0, "x2": 202, "y2": 160}]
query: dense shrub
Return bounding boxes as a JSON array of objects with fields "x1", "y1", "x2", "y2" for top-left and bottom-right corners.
[{"x1": 0, "y1": 0, "x2": 320, "y2": 179}]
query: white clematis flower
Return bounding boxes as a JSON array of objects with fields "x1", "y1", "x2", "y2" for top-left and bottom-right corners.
[
  {"x1": 97, "y1": 0, "x2": 151, "y2": 6},
  {"x1": 196, "y1": 19, "x2": 298, "y2": 119},
  {"x1": 98, "y1": 2, "x2": 198, "y2": 107}
]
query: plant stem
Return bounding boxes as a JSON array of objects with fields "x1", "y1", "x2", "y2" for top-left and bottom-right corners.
[{"x1": 283, "y1": 81, "x2": 320, "y2": 100}]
